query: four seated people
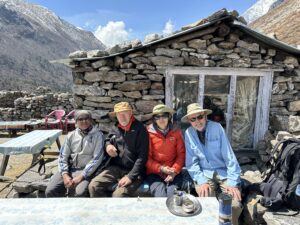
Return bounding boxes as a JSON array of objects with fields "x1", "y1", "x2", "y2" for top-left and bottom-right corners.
[{"x1": 45, "y1": 102, "x2": 242, "y2": 223}]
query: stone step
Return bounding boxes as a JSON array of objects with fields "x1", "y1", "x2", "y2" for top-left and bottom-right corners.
[{"x1": 12, "y1": 159, "x2": 58, "y2": 195}]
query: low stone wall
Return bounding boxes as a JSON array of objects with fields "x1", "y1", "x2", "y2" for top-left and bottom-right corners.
[
  {"x1": 0, "y1": 108, "x2": 15, "y2": 121},
  {"x1": 14, "y1": 92, "x2": 74, "y2": 120},
  {"x1": 0, "y1": 89, "x2": 74, "y2": 121},
  {"x1": 0, "y1": 91, "x2": 27, "y2": 108}
]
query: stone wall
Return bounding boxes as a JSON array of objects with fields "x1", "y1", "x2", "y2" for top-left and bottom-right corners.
[
  {"x1": 0, "y1": 91, "x2": 27, "y2": 108},
  {"x1": 0, "y1": 90, "x2": 74, "y2": 121},
  {"x1": 14, "y1": 93, "x2": 73, "y2": 120},
  {"x1": 68, "y1": 21, "x2": 300, "y2": 135},
  {"x1": 270, "y1": 71, "x2": 300, "y2": 133},
  {"x1": 0, "y1": 108, "x2": 15, "y2": 121}
]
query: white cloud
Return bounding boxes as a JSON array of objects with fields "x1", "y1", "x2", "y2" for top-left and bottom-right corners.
[
  {"x1": 94, "y1": 21, "x2": 129, "y2": 47},
  {"x1": 163, "y1": 19, "x2": 174, "y2": 36}
]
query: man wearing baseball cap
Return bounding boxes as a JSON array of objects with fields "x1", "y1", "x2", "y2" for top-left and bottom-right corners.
[
  {"x1": 46, "y1": 110, "x2": 105, "y2": 197},
  {"x1": 182, "y1": 103, "x2": 242, "y2": 225},
  {"x1": 89, "y1": 102, "x2": 149, "y2": 197}
]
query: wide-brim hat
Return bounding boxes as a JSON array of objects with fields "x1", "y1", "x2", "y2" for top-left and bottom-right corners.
[
  {"x1": 152, "y1": 104, "x2": 175, "y2": 116},
  {"x1": 109, "y1": 102, "x2": 133, "y2": 117},
  {"x1": 181, "y1": 103, "x2": 212, "y2": 123}
]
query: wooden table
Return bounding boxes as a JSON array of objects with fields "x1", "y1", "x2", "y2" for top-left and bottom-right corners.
[
  {"x1": 0, "y1": 197, "x2": 219, "y2": 225},
  {"x1": 0, "y1": 129, "x2": 62, "y2": 176}
]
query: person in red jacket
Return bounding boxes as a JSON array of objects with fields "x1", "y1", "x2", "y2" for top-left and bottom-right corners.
[{"x1": 146, "y1": 104, "x2": 186, "y2": 197}]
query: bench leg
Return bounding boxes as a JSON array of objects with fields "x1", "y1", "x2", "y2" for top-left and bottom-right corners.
[
  {"x1": 0, "y1": 155, "x2": 10, "y2": 176},
  {"x1": 56, "y1": 138, "x2": 61, "y2": 150}
]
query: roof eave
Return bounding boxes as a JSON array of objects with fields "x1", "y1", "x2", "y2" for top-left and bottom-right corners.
[{"x1": 232, "y1": 20, "x2": 300, "y2": 56}]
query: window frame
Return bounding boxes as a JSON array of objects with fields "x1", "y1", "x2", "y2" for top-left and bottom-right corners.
[{"x1": 165, "y1": 67, "x2": 281, "y2": 150}]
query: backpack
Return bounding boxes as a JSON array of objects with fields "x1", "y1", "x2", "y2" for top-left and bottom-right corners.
[{"x1": 259, "y1": 138, "x2": 300, "y2": 210}]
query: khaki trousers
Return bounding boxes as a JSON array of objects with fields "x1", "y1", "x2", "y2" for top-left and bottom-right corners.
[
  {"x1": 195, "y1": 173, "x2": 243, "y2": 225},
  {"x1": 88, "y1": 165, "x2": 142, "y2": 197}
]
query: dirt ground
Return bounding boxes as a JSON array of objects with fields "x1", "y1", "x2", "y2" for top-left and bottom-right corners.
[{"x1": 0, "y1": 132, "x2": 66, "y2": 197}]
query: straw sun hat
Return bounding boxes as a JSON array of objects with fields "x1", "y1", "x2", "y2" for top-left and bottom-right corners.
[
  {"x1": 181, "y1": 103, "x2": 212, "y2": 123},
  {"x1": 109, "y1": 102, "x2": 133, "y2": 117}
]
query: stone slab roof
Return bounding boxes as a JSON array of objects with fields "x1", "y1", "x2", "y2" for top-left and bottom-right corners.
[{"x1": 52, "y1": 8, "x2": 300, "y2": 66}]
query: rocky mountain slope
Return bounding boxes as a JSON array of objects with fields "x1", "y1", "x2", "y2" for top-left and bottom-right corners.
[
  {"x1": 243, "y1": 0, "x2": 285, "y2": 23},
  {"x1": 249, "y1": 0, "x2": 300, "y2": 47},
  {"x1": 0, "y1": 0, "x2": 105, "y2": 91}
]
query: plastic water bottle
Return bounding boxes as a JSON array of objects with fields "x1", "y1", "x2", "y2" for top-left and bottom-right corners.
[
  {"x1": 296, "y1": 184, "x2": 300, "y2": 196},
  {"x1": 218, "y1": 193, "x2": 232, "y2": 225}
]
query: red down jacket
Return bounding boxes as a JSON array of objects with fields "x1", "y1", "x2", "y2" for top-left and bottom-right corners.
[{"x1": 146, "y1": 124, "x2": 185, "y2": 175}]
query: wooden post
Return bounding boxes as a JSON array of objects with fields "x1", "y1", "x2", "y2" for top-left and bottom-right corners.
[
  {"x1": 0, "y1": 155, "x2": 10, "y2": 176},
  {"x1": 56, "y1": 138, "x2": 61, "y2": 150}
]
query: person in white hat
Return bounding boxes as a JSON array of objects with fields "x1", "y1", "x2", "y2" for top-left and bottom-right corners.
[
  {"x1": 46, "y1": 110, "x2": 105, "y2": 197},
  {"x1": 182, "y1": 103, "x2": 242, "y2": 225}
]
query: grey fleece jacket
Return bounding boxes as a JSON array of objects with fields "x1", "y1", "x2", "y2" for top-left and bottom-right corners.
[{"x1": 59, "y1": 126, "x2": 105, "y2": 178}]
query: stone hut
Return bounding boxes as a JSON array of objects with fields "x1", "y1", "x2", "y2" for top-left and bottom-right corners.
[{"x1": 64, "y1": 9, "x2": 300, "y2": 152}]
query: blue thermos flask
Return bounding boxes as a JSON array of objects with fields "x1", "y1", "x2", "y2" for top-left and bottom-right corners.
[{"x1": 219, "y1": 193, "x2": 232, "y2": 225}]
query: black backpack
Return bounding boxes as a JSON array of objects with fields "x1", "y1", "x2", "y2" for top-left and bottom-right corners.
[{"x1": 259, "y1": 138, "x2": 300, "y2": 210}]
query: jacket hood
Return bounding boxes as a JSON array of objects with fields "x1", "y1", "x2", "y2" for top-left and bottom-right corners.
[{"x1": 147, "y1": 123, "x2": 178, "y2": 135}]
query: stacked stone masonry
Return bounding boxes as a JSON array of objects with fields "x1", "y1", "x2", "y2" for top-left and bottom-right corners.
[
  {"x1": 0, "y1": 91, "x2": 27, "y2": 108},
  {"x1": 69, "y1": 22, "x2": 300, "y2": 135},
  {"x1": 0, "y1": 90, "x2": 73, "y2": 121}
]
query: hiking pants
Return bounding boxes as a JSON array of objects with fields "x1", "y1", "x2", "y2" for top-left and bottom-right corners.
[
  {"x1": 45, "y1": 170, "x2": 89, "y2": 197},
  {"x1": 146, "y1": 173, "x2": 183, "y2": 197},
  {"x1": 88, "y1": 165, "x2": 143, "y2": 197}
]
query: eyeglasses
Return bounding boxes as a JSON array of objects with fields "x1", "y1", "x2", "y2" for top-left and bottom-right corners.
[
  {"x1": 189, "y1": 114, "x2": 205, "y2": 122},
  {"x1": 154, "y1": 113, "x2": 169, "y2": 120},
  {"x1": 77, "y1": 117, "x2": 90, "y2": 121}
]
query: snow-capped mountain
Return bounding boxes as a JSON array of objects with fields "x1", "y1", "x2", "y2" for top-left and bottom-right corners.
[
  {"x1": 0, "y1": 0, "x2": 105, "y2": 91},
  {"x1": 243, "y1": 0, "x2": 285, "y2": 23}
]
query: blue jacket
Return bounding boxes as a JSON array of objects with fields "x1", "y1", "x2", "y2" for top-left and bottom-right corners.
[{"x1": 185, "y1": 120, "x2": 241, "y2": 187}]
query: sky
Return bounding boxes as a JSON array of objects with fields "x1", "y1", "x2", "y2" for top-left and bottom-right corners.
[{"x1": 26, "y1": 0, "x2": 257, "y2": 47}]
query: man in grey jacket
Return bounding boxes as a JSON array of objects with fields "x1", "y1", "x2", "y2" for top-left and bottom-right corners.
[{"x1": 45, "y1": 110, "x2": 105, "y2": 197}]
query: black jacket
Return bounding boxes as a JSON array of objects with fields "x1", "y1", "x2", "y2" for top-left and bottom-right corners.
[{"x1": 105, "y1": 119, "x2": 149, "y2": 180}]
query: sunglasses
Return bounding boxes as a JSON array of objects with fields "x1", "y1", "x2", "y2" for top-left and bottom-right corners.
[
  {"x1": 77, "y1": 117, "x2": 90, "y2": 121},
  {"x1": 154, "y1": 113, "x2": 169, "y2": 120},
  {"x1": 189, "y1": 114, "x2": 205, "y2": 122}
]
